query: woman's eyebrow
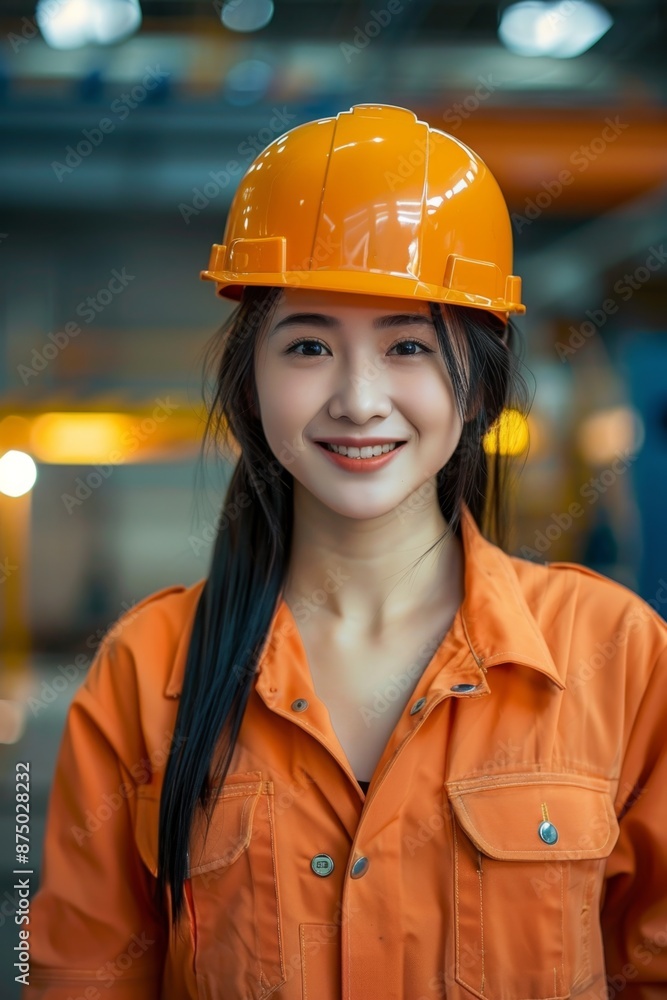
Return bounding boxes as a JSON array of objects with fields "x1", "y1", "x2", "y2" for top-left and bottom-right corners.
[{"x1": 269, "y1": 312, "x2": 434, "y2": 337}]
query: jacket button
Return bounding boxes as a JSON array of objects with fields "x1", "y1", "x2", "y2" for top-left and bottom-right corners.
[
  {"x1": 538, "y1": 821, "x2": 559, "y2": 844},
  {"x1": 311, "y1": 854, "x2": 335, "y2": 876},
  {"x1": 291, "y1": 698, "x2": 309, "y2": 712},
  {"x1": 350, "y1": 856, "x2": 369, "y2": 878},
  {"x1": 450, "y1": 683, "x2": 477, "y2": 693},
  {"x1": 409, "y1": 697, "x2": 426, "y2": 715}
]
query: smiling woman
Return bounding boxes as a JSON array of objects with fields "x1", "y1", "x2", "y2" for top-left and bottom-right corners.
[
  {"x1": 256, "y1": 289, "x2": 468, "y2": 511},
  {"x1": 24, "y1": 104, "x2": 667, "y2": 1000}
]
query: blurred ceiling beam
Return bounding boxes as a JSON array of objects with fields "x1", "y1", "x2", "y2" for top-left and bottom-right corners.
[{"x1": 1, "y1": 102, "x2": 665, "y2": 214}]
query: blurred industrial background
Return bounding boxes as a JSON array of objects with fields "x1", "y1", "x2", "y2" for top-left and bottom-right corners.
[{"x1": 1, "y1": 0, "x2": 666, "y2": 992}]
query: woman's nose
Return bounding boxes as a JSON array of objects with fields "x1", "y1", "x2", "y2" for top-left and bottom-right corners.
[{"x1": 326, "y1": 357, "x2": 394, "y2": 423}]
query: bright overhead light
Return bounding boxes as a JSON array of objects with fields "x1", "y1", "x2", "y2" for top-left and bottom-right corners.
[
  {"x1": 36, "y1": 0, "x2": 142, "y2": 50},
  {"x1": 499, "y1": 1, "x2": 613, "y2": 58},
  {"x1": 0, "y1": 450, "x2": 37, "y2": 497},
  {"x1": 220, "y1": 0, "x2": 274, "y2": 33}
]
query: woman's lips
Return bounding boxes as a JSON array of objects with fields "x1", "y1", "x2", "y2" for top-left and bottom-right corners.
[{"x1": 316, "y1": 441, "x2": 407, "y2": 473}]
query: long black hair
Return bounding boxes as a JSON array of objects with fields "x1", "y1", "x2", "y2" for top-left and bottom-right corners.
[{"x1": 155, "y1": 284, "x2": 532, "y2": 924}]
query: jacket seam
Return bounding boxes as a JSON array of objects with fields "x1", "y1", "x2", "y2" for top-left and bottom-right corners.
[
  {"x1": 446, "y1": 771, "x2": 615, "y2": 789},
  {"x1": 447, "y1": 764, "x2": 620, "y2": 779}
]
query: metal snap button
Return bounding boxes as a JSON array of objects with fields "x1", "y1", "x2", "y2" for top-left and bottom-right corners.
[
  {"x1": 311, "y1": 854, "x2": 335, "y2": 877},
  {"x1": 409, "y1": 697, "x2": 427, "y2": 715},
  {"x1": 538, "y1": 821, "x2": 559, "y2": 844},
  {"x1": 350, "y1": 856, "x2": 370, "y2": 878},
  {"x1": 291, "y1": 698, "x2": 309, "y2": 712},
  {"x1": 450, "y1": 683, "x2": 477, "y2": 693}
]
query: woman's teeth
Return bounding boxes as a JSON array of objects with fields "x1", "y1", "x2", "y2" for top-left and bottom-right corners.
[{"x1": 324, "y1": 442, "x2": 401, "y2": 458}]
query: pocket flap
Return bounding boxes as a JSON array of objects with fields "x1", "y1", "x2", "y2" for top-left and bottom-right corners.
[
  {"x1": 133, "y1": 771, "x2": 272, "y2": 878},
  {"x1": 444, "y1": 773, "x2": 620, "y2": 861},
  {"x1": 187, "y1": 777, "x2": 269, "y2": 876}
]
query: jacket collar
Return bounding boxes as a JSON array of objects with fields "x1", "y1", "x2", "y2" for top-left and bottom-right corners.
[
  {"x1": 165, "y1": 501, "x2": 565, "y2": 698},
  {"x1": 454, "y1": 502, "x2": 565, "y2": 689}
]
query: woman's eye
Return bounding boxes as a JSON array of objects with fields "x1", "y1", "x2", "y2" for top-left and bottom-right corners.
[
  {"x1": 284, "y1": 338, "x2": 329, "y2": 356},
  {"x1": 389, "y1": 339, "x2": 434, "y2": 356},
  {"x1": 283, "y1": 338, "x2": 434, "y2": 357}
]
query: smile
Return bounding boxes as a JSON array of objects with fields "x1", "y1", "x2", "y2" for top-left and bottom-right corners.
[
  {"x1": 323, "y1": 442, "x2": 403, "y2": 458},
  {"x1": 315, "y1": 440, "x2": 407, "y2": 472}
]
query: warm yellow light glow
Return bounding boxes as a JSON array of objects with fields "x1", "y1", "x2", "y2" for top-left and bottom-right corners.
[
  {"x1": 0, "y1": 450, "x2": 38, "y2": 497},
  {"x1": 483, "y1": 408, "x2": 530, "y2": 456},
  {"x1": 0, "y1": 415, "x2": 31, "y2": 452},
  {"x1": 0, "y1": 700, "x2": 26, "y2": 745},
  {"x1": 30, "y1": 412, "x2": 136, "y2": 464},
  {"x1": 577, "y1": 406, "x2": 643, "y2": 465}
]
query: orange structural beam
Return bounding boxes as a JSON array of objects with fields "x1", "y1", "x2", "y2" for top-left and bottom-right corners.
[{"x1": 415, "y1": 107, "x2": 667, "y2": 214}]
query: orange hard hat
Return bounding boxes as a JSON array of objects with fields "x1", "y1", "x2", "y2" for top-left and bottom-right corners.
[{"x1": 200, "y1": 103, "x2": 525, "y2": 323}]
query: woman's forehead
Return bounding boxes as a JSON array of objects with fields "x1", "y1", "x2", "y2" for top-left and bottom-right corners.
[{"x1": 273, "y1": 287, "x2": 433, "y2": 316}]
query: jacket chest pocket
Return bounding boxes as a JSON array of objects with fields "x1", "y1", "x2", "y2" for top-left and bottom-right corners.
[
  {"x1": 135, "y1": 771, "x2": 286, "y2": 1000},
  {"x1": 444, "y1": 774, "x2": 620, "y2": 1000}
]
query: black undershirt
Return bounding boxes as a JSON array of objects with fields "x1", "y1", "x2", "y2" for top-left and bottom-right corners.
[{"x1": 357, "y1": 779, "x2": 370, "y2": 794}]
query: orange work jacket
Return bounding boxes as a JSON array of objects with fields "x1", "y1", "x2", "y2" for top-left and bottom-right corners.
[{"x1": 22, "y1": 502, "x2": 667, "y2": 1000}]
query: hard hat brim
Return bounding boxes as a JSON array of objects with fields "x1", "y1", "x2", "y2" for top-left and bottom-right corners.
[{"x1": 200, "y1": 268, "x2": 526, "y2": 325}]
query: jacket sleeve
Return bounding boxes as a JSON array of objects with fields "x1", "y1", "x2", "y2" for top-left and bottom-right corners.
[
  {"x1": 21, "y1": 637, "x2": 169, "y2": 999},
  {"x1": 600, "y1": 640, "x2": 667, "y2": 998}
]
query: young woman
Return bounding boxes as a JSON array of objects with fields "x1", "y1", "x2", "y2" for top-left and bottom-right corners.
[{"x1": 24, "y1": 104, "x2": 667, "y2": 1000}]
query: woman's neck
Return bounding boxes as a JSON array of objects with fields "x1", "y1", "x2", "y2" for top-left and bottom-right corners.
[{"x1": 282, "y1": 487, "x2": 464, "y2": 638}]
